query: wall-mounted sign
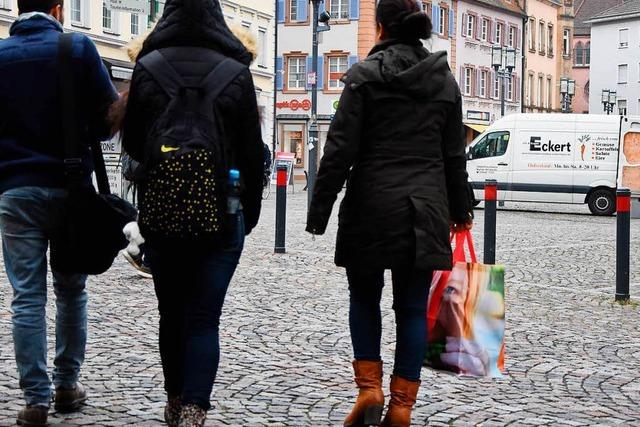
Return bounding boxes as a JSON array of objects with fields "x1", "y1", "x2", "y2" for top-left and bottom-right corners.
[
  {"x1": 467, "y1": 110, "x2": 491, "y2": 122},
  {"x1": 276, "y1": 99, "x2": 312, "y2": 111},
  {"x1": 307, "y1": 72, "x2": 317, "y2": 86},
  {"x1": 332, "y1": 100, "x2": 339, "y2": 112},
  {"x1": 105, "y1": 0, "x2": 150, "y2": 14}
]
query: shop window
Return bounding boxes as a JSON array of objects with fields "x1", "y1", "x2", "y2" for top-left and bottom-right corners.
[{"x1": 281, "y1": 124, "x2": 306, "y2": 168}]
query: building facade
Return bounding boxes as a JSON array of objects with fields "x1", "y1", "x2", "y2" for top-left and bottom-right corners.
[
  {"x1": 555, "y1": 0, "x2": 574, "y2": 111},
  {"x1": 221, "y1": 0, "x2": 276, "y2": 144},
  {"x1": 587, "y1": 1, "x2": 640, "y2": 116},
  {"x1": 523, "y1": 0, "x2": 561, "y2": 113},
  {"x1": 456, "y1": 0, "x2": 525, "y2": 142},
  {"x1": 571, "y1": 0, "x2": 624, "y2": 114},
  {"x1": 275, "y1": 0, "x2": 361, "y2": 180}
]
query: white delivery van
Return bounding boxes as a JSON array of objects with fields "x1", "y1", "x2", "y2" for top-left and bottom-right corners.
[{"x1": 466, "y1": 114, "x2": 635, "y2": 216}]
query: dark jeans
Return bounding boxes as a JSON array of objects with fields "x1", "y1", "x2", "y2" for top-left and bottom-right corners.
[
  {"x1": 147, "y1": 214, "x2": 245, "y2": 410},
  {"x1": 347, "y1": 267, "x2": 432, "y2": 382}
]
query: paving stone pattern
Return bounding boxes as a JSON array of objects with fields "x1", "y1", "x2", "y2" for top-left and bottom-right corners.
[{"x1": 1, "y1": 192, "x2": 639, "y2": 426}]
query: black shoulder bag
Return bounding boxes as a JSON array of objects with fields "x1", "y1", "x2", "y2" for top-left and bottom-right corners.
[{"x1": 49, "y1": 33, "x2": 138, "y2": 275}]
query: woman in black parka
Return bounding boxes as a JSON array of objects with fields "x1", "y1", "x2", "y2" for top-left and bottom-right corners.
[{"x1": 307, "y1": 1, "x2": 473, "y2": 426}]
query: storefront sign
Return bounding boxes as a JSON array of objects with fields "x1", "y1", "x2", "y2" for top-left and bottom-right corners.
[
  {"x1": 276, "y1": 99, "x2": 312, "y2": 111},
  {"x1": 105, "y1": 0, "x2": 150, "y2": 14},
  {"x1": 467, "y1": 111, "x2": 491, "y2": 122}
]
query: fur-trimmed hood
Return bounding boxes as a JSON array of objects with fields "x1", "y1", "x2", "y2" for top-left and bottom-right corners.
[
  {"x1": 129, "y1": 0, "x2": 253, "y2": 65},
  {"x1": 126, "y1": 21, "x2": 258, "y2": 63}
]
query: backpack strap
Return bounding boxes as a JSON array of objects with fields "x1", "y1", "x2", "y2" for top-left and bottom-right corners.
[
  {"x1": 200, "y1": 58, "x2": 246, "y2": 103},
  {"x1": 138, "y1": 50, "x2": 185, "y2": 98}
]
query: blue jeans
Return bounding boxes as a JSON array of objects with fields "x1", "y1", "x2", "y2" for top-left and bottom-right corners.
[
  {"x1": 0, "y1": 187, "x2": 88, "y2": 406},
  {"x1": 147, "y1": 213, "x2": 245, "y2": 411},
  {"x1": 347, "y1": 268, "x2": 432, "y2": 382}
]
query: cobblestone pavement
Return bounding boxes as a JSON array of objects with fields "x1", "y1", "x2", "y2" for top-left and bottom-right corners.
[{"x1": 1, "y1": 191, "x2": 640, "y2": 426}]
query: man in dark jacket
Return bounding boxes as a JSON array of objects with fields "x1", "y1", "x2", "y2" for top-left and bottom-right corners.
[
  {"x1": 121, "y1": 1, "x2": 263, "y2": 425},
  {"x1": 0, "y1": 0, "x2": 118, "y2": 425}
]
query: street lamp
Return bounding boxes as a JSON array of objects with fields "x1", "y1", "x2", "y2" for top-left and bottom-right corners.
[
  {"x1": 560, "y1": 77, "x2": 576, "y2": 113},
  {"x1": 307, "y1": 0, "x2": 330, "y2": 209},
  {"x1": 602, "y1": 89, "x2": 617, "y2": 115},
  {"x1": 491, "y1": 46, "x2": 516, "y2": 118}
]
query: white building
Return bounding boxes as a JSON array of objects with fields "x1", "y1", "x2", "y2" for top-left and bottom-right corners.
[
  {"x1": 587, "y1": 1, "x2": 640, "y2": 115},
  {"x1": 276, "y1": 0, "x2": 361, "y2": 181}
]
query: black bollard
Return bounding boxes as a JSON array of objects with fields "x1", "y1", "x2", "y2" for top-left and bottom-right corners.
[
  {"x1": 274, "y1": 164, "x2": 287, "y2": 254},
  {"x1": 484, "y1": 179, "x2": 497, "y2": 265},
  {"x1": 616, "y1": 188, "x2": 631, "y2": 302}
]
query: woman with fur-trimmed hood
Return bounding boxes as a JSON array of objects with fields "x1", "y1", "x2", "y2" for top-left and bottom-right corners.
[{"x1": 118, "y1": 1, "x2": 264, "y2": 426}]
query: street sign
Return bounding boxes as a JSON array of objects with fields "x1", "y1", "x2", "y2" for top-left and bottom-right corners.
[
  {"x1": 105, "y1": 0, "x2": 150, "y2": 14},
  {"x1": 307, "y1": 72, "x2": 317, "y2": 86}
]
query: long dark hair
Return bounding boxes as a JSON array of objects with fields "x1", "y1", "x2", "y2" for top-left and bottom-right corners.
[
  {"x1": 376, "y1": 0, "x2": 432, "y2": 41},
  {"x1": 18, "y1": 0, "x2": 62, "y2": 13}
]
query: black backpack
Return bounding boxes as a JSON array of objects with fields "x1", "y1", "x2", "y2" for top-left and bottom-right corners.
[{"x1": 136, "y1": 48, "x2": 244, "y2": 244}]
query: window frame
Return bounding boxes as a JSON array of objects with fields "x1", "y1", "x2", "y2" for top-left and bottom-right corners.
[
  {"x1": 619, "y1": 28, "x2": 629, "y2": 48},
  {"x1": 471, "y1": 132, "x2": 511, "y2": 160},
  {"x1": 464, "y1": 67, "x2": 473, "y2": 96},
  {"x1": 284, "y1": 54, "x2": 308, "y2": 93},
  {"x1": 325, "y1": 53, "x2": 349, "y2": 93},
  {"x1": 286, "y1": 0, "x2": 309, "y2": 25},
  {"x1": 481, "y1": 18, "x2": 489, "y2": 42},
  {"x1": 547, "y1": 24, "x2": 554, "y2": 56},
  {"x1": 257, "y1": 28, "x2": 269, "y2": 69},
  {"x1": 546, "y1": 77, "x2": 552, "y2": 110},
  {"x1": 131, "y1": 14, "x2": 140, "y2": 36},
  {"x1": 495, "y1": 22, "x2": 503, "y2": 45},
  {"x1": 480, "y1": 70, "x2": 488, "y2": 98},
  {"x1": 563, "y1": 29, "x2": 571, "y2": 57},
  {"x1": 618, "y1": 64, "x2": 629, "y2": 84},
  {"x1": 328, "y1": 0, "x2": 350, "y2": 21},
  {"x1": 466, "y1": 14, "x2": 475, "y2": 38}
]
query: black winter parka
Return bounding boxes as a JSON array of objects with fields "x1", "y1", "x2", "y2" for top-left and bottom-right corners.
[
  {"x1": 122, "y1": 0, "x2": 263, "y2": 234},
  {"x1": 307, "y1": 40, "x2": 473, "y2": 271}
]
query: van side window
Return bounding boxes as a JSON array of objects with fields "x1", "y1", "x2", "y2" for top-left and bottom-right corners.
[{"x1": 472, "y1": 132, "x2": 510, "y2": 159}]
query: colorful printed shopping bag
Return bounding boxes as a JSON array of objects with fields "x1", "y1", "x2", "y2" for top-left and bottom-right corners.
[{"x1": 425, "y1": 231, "x2": 505, "y2": 377}]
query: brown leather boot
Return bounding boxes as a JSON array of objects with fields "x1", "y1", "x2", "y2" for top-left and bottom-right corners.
[
  {"x1": 381, "y1": 376, "x2": 421, "y2": 427},
  {"x1": 54, "y1": 382, "x2": 87, "y2": 413},
  {"x1": 343, "y1": 360, "x2": 384, "y2": 427},
  {"x1": 16, "y1": 405, "x2": 48, "y2": 427}
]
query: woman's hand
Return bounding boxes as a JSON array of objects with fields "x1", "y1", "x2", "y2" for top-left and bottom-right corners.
[{"x1": 451, "y1": 220, "x2": 473, "y2": 233}]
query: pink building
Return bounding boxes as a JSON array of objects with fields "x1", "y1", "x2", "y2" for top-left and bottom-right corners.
[{"x1": 571, "y1": 0, "x2": 623, "y2": 114}]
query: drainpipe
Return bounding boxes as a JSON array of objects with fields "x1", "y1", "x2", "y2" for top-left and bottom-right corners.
[
  {"x1": 521, "y1": 0, "x2": 527, "y2": 113},
  {"x1": 273, "y1": 0, "x2": 279, "y2": 155}
]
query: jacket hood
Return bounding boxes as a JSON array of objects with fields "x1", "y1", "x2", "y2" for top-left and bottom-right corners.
[
  {"x1": 346, "y1": 40, "x2": 452, "y2": 99},
  {"x1": 136, "y1": 0, "x2": 252, "y2": 65},
  {"x1": 9, "y1": 13, "x2": 62, "y2": 35},
  {"x1": 127, "y1": 20, "x2": 258, "y2": 63}
]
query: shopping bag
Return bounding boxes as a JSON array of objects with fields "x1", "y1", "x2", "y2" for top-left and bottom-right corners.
[{"x1": 425, "y1": 231, "x2": 505, "y2": 377}]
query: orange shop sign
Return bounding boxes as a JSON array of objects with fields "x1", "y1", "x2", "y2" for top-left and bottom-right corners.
[{"x1": 276, "y1": 99, "x2": 311, "y2": 111}]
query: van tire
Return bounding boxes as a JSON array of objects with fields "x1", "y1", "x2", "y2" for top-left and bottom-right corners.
[{"x1": 587, "y1": 189, "x2": 616, "y2": 216}]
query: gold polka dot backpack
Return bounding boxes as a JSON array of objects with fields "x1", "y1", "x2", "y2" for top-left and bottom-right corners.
[{"x1": 135, "y1": 49, "x2": 245, "y2": 246}]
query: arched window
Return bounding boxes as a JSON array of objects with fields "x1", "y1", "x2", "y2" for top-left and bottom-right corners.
[
  {"x1": 585, "y1": 42, "x2": 591, "y2": 66},
  {"x1": 574, "y1": 41, "x2": 584, "y2": 66}
]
